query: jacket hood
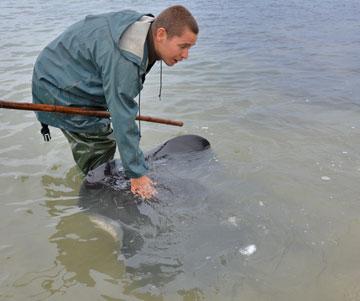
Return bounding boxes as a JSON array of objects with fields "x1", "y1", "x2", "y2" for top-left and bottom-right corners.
[{"x1": 118, "y1": 14, "x2": 154, "y2": 73}]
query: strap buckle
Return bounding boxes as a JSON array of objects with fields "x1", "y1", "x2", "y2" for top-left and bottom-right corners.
[{"x1": 40, "y1": 123, "x2": 51, "y2": 142}]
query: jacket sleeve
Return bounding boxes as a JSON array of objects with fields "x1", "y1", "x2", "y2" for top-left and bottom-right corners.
[{"x1": 98, "y1": 45, "x2": 148, "y2": 179}]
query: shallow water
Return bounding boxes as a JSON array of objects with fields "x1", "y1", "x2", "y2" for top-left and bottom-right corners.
[{"x1": 1, "y1": 0, "x2": 360, "y2": 300}]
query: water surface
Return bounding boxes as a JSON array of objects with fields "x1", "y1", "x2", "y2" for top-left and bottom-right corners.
[{"x1": 1, "y1": 0, "x2": 360, "y2": 300}]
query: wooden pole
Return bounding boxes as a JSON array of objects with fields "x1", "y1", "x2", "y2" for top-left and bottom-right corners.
[{"x1": 0, "y1": 100, "x2": 183, "y2": 127}]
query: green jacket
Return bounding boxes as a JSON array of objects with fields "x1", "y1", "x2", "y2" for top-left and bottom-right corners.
[{"x1": 32, "y1": 10, "x2": 154, "y2": 178}]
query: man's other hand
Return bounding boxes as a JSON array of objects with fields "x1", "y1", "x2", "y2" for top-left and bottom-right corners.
[{"x1": 130, "y1": 175, "x2": 157, "y2": 199}]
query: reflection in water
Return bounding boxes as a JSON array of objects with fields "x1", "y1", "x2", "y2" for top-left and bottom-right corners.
[
  {"x1": 50, "y1": 213, "x2": 125, "y2": 287},
  {"x1": 41, "y1": 167, "x2": 125, "y2": 289}
]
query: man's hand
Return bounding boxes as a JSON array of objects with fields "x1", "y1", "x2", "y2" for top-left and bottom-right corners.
[{"x1": 130, "y1": 175, "x2": 157, "y2": 200}]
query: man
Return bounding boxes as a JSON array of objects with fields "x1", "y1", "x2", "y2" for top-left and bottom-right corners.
[{"x1": 32, "y1": 6, "x2": 198, "y2": 199}]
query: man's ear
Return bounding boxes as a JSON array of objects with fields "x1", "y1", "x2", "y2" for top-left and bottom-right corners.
[{"x1": 155, "y1": 27, "x2": 167, "y2": 42}]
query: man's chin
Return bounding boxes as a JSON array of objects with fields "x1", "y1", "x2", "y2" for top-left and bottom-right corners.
[{"x1": 163, "y1": 59, "x2": 176, "y2": 66}]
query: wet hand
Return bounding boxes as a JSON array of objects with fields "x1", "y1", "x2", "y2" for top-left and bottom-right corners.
[{"x1": 130, "y1": 175, "x2": 157, "y2": 200}]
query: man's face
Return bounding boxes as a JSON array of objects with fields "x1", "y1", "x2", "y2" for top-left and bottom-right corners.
[{"x1": 155, "y1": 27, "x2": 197, "y2": 66}]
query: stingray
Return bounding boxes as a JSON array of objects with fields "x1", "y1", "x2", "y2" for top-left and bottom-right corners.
[
  {"x1": 79, "y1": 134, "x2": 215, "y2": 259},
  {"x1": 78, "y1": 135, "x2": 259, "y2": 293}
]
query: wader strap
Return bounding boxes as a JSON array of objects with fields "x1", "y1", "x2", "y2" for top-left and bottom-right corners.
[{"x1": 40, "y1": 123, "x2": 51, "y2": 142}]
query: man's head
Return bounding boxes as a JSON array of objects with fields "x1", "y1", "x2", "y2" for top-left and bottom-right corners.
[{"x1": 152, "y1": 5, "x2": 198, "y2": 66}]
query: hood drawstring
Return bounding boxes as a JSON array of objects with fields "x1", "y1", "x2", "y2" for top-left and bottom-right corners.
[
  {"x1": 138, "y1": 90, "x2": 141, "y2": 138},
  {"x1": 138, "y1": 67, "x2": 142, "y2": 138},
  {"x1": 159, "y1": 60, "x2": 163, "y2": 101},
  {"x1": 138, "y1": 60, "x2": 163, "y2": 138}
]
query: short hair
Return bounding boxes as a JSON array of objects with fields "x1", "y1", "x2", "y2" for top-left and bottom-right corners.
[{"x1": 152, "y1": 5, "x2": 199, "y2": 38}]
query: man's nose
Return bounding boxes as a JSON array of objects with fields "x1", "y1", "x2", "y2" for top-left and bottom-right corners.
[{"x1": 181, "y1": 49, "x2": 189, "y2": 59}]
